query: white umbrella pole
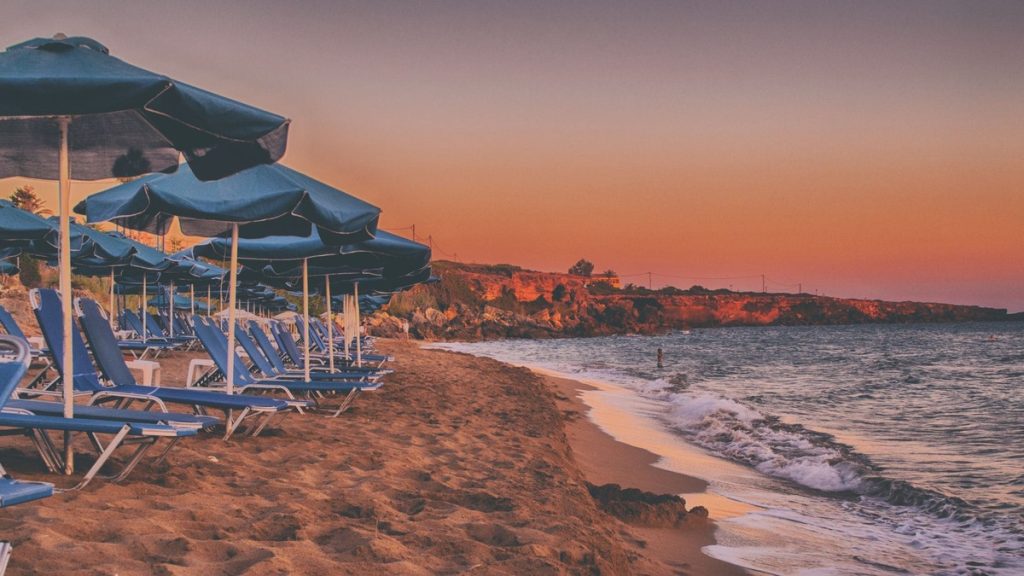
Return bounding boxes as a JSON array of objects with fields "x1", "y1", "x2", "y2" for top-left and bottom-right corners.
[
  {"x1": 354, "y1": 282, "x2": 361, "y2": 367},
  {"x1": 302, "y1": 258, "x2": 310, "y2": 381},
  {"x1": 342, "y1": 294, "x2": 350, "y2": 361},
  {"x1": 190, "y1": 284, "x2": 195, "y2": 319},
  {"x1": 325, "y1": 277, "x2": 334, "y2": 373},
  {"x1": 168, "y1": 281, "x2": 174, "y2": 338},
  {"x1": 109, "y1": 268, "x2": 116, "y2": 331},
  {"x1": 57, "y1": 116, "x2": 74, "y2": 475},
  {"x1": 141, "y1": 274, "x2": 147, "y2": 341},
  {"x1": 225, "y1": 224, "x2": 239, "y2": 394},
  {"x1": 347, "y1": 294, "x2": 353, "y2": 360}
]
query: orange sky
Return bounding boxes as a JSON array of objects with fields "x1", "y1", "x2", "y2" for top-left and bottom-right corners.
[{"x1": 2, "y1": 1, "x2": 1022, "y2": 310}]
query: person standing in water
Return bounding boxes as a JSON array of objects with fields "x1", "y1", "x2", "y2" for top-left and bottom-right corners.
[{"x1": 657, "y1": 347, "x2": 664, "y2": 369}]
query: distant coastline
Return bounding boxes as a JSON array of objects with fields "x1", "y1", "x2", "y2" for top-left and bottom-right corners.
[{"x1": 371, "y1": 261, "x2": 1020, "y2": 341}]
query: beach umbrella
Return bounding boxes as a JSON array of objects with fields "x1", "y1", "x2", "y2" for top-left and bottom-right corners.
[
  {"x1": 148, "y1": 292, "x2": 209, "y2": 312},
  {"x1": 75, "y1": 163, "x2": 379, "y2": 243},
  {"x1": 192, "y1": 229, "x2": 426, "y2": 375},
  {"x1": 196, "y1": 229, "x2": 430, "y2": 278},
  {"x1": 0, "y1": 200, "x2": 55, "y2": 283},
  {"x1": 0, "y1": 200, "x2": 55, "y2": 242},
  {"x1": 169, "y1": 250, "x2": 226, "y2": 319},
  {"x1": 78, "y1": 164, "x2": 381, "y2": 391},
  {"x1": 0, "y1": 35, "x2": 289, "y2": 469},
  {"x1": 288, "y1": 266, "x2": 431, "y2": 367}
]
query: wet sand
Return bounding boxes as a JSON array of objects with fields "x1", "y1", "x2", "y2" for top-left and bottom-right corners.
[
  {"x1": 542, "y1": 372, "x2": 747, "y2": 576},
  {"x1": 0, "y1": 339, "x2": 745, "y2": 575}
]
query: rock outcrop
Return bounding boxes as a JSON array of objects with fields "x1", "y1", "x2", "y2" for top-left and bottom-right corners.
[
  {"x1": 586, "y1": 483, "x2": 702, "y2": 528},
  {"x1": 372, "y1": 261, "x2": 1016, "y2": 341}
]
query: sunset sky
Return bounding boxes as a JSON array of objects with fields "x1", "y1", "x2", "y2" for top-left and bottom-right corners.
[{"x1": 2, "y1": 1, "x2": 1022, "y2": 310}]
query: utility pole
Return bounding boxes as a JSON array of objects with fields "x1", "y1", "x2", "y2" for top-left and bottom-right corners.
[
  {"x1": 411, "y1": 224, "x2": 416, "y2": 243},
  {"x1": 761, "y1": 274, "x2": 766, "y2": 293},
  {"x1": 798, "y1": 283, "x2": 802, "y2": 294},
  {"x1": 427, "y1": 235, "x2": 433, "y2": 250},
  {"x1": 647, "y1": 272, "x2": 653, "y2": 290}
]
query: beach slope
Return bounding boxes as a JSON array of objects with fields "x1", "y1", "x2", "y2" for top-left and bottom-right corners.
[{"x1": 1, "y1": 341, "x2": 738, "y2": 575}]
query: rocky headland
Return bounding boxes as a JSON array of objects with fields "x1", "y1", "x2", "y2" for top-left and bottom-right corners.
[{"x1": 370, "y1": 261, "x2": 1016, "y2": 340}]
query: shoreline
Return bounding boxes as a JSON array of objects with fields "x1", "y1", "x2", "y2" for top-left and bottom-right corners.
[{"x1": 537, "y1": 369, "x2": 750, "y2": 576}]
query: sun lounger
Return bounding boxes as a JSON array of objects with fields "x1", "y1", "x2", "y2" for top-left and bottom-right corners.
[
  {"x1": 33, "y1": 290, "x2": 301, "y2": 440},
  {"x1": 192, "y1": 317, "x2": 380, "y2": 416},
  {"x1": 0, "y1": 305, "x2": 45, "y2": 358},
  {"x1": 0, "y1": 305, "x2": 52, "y2": 390},
  {"x1": 145, "y1": 312, "x2": 194, "y2": 346},
  {"x1": 0, "y1": 458, "x2": 52, "y2": 576},
  {"x1": 117, "y1": 310, "x2": 179, "y2": 358},
  {"x1": 0, "y1": 335, "x2": 195, "y2": 490},
  {"x1": 239, "y1": 321, "x2": 387, "y2": 382},
  {"x1": 271, "y1": 321, "x2": 386, "y2": 372},
  {"x1": 6, "y1": 399, "x2": 218, "y2": 431}
]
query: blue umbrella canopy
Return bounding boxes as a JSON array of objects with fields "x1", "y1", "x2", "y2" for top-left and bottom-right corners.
[
  {"x1": 322, "y1": 266, "x2": 434, "y2": 296},
  {"x1": 75, "y1": 163, "x2": 381, "y2": 243},
  {"x1": 115, "y1": 282, "x2": 187, "y2": 296},
  {"x1": 0, "y1": 199, "x2": 54, "y2": 242},
  {"x1": 27, "y1": 219, "x2": 136, "y2": 270},
  {"x1": 147, "y1": 293, "x2": 209, "y2": 312},
  {"x1": 0, "y1": 258, "x2": 19, "y2": 276},
  {"x1": 0, "y1": 35, "x2": 289, "y2": 181},
  {"x1": 169, "y1": 250, "x2": 227, "y2": 285},
  {"x1": 193, "y1": 229, "x2": 430, "y2": 277}
]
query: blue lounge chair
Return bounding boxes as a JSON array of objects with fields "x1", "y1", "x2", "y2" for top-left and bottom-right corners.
[
  {"x1": 238, "y1": 322, "x2": 386, "y2": 382},
  {"x1": 271, "y1": 321, "x2": 384, "y2": 373},
  {"x1": 0, "y1": 337, "x2": 52, "y2": 576},
  {"x1": 0, "y1": 305, "x2": 44, "y2": 358},
  {"x1": 117, "y1": 310, "x2": 179, "y2": 358},
  {"x1": 0, "y1": 462, "x2": 53, "y2": 573},
  {"x1": 0, "y1": 336, "x2": 53, "y2": 496},
  {"x1": 192, "y1": 317, "x2": 381, "y2": 416},
  {"x1": 33, "y1": 290, "x2": 300, "y2": 440},
  {"x1": 248, "y1": 321, "x2": 382, "y2": 378},
  {"x1": 306, "y1": 316, "x2": 391, "y2": 365},
  {"x1": 0, "y1": 335, "x2": 195, "y2": 490},
  {"x1": 144, "y1": 312, "x2": 193, "y2": 347},
  {"x1": 0, "y1": 305, "x2": 52, "y2": 389}
]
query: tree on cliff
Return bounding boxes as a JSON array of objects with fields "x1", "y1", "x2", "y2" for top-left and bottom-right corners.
[{"x1": 568, "y1": 259, "x2": 594, "y2": 277}]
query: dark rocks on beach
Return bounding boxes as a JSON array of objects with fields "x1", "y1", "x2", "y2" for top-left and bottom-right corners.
[{"x1": 586, "y1": 482, "x2": 703, "y2": 528}]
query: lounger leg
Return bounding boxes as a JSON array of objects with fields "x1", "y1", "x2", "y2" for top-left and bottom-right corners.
[
  {"x1": 104, "y1": 440, "x2": 155, "y2": 483},
  {"x1": 29, "y1": 430, "x2": 61, "y2": 473},
  {"x1": 66, "y1": 425, "x2": 132, "y2": 491},
  {"x1": 152, "y1": 438, "x2": 180, "y2": 465},
  {"x1": 87, "y1": 432, "x2": 105, "y2": 454},
  {"x1": 331, "y1": 388, "x2": 361, "y2": 417},
  {"x1": 223, "y1": 407, "x2": 251, "y2": 441},
  {"x1": 0, "y1": 541, "x2": 12, "y2": 576}
]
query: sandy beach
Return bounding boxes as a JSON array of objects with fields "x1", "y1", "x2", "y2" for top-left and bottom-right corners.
[{"x1": 0, "y1": 340, "x2": 744, "y2": 575}]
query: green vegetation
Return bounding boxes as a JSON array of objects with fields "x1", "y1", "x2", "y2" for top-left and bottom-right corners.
[
  {"x1": 568, "y1": 259, "x2": 594, "y2": 277},
  {"x1": 552, "y1": 283, "x2": 567, "y2": 302}
]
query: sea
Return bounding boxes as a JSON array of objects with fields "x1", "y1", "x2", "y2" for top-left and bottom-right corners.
[{"x1": 432, "y1": 322, "x2": 1024, "y2": 575}]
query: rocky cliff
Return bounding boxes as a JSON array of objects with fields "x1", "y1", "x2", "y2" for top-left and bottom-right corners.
[{"x1": 369, "y1": 261, "x2": 1014, "y2": 340}]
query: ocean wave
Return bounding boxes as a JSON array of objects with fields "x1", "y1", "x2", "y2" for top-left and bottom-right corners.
[{"x1": 662, "y1": 392, "x2": 867, "y2": 492}]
